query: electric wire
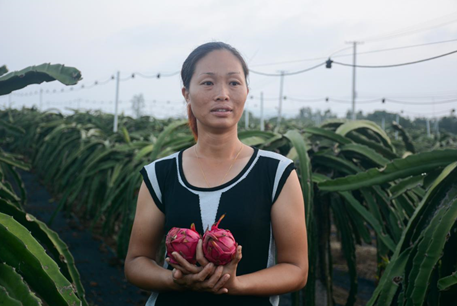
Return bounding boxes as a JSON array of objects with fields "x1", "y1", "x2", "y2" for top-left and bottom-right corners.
[
  {"x1": 250, "y1": 62, "x2": 326, "y2": 76},
  {"x1": 250, "y1": 38, "x2": 457, "y2": 67},
  {"x1": 360, "y1": 12, "x2": 457, "y2": 42},
  {"x1": 338, "y1": 39, "x2": 457, "y2": 57},
  {"x1": 385, "y1": 98, "x2": 457, "y2": 105},
  {"x1": 332, "y1": 49, "x2": 457, "y2": 68}
]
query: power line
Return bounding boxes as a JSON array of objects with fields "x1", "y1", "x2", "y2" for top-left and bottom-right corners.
[
  {"x1": 339, "y1": 39, "x2": 457, "y2": 57},
  {"x1": 331, "y1": 49, "x2": 457, "y2": 68},
  {"x1": 285, "y1": 96, "x2": 324, "y2": 103},
  {"x1": 386, "y1": 98, "x2": 457, "y2": 105},
  {"x1": 250, "y1": 62, "x2": 326, "y2": 76},
  {"x1": 250, "y1": 38, "x2": 457, "y2": 67},
  {"x1": 134, "y1": 71, "x2": 180, "y2": 78},
  {"x1": 360, "y1": 12, "x2": 457, "y2": 42}
]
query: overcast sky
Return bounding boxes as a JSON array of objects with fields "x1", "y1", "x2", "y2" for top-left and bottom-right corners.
[{"x1": 1, "y1": 0, "x2": 457, "y2": 120}]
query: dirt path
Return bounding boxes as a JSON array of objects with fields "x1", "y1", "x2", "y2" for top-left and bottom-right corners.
[{"x1": 18, "y1": 169, "x2": 149, "y2": 306}]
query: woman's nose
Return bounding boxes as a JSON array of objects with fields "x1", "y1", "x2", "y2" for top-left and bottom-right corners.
[{"x1": 215, "y1": 84, "x2": 229, "y2": 101}]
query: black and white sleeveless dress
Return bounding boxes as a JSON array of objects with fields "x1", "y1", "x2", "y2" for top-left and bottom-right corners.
[{"x1": 140, "y1": 146, "x2": 296, "y2": 306}]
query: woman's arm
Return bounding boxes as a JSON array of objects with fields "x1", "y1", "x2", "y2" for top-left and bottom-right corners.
[
  {"x1": 224, "y1": 169, "x2": 309, "y2": 295},
  {"x1": 124, "y1": 181, "x2": 179, "y2": 291}
]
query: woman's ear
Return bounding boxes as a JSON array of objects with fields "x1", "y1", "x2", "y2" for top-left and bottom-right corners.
[{"x1": 182, "y1": 87, "x2": 190, "y2": 103}]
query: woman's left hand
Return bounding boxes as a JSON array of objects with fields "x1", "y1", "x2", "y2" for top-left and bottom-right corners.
[
  {"x1": 168, "y1": 240, "x2": 243, "y2": 294},
  {"x1": 215, "y1": 244, "x2": 243, "y2": 294}
]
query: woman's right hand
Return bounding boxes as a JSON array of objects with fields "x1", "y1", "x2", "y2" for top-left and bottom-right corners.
[{"x1": 166, "y1": 240, "x2": 230, "y2": 294}]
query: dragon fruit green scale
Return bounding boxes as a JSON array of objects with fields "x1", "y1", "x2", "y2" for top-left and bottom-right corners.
[
  {"x1": 166, "y1": 223, "x2": 200, "y2": 264},
  {"x1": 203, "y1": 214, "x2": 238, "y2": 266}
]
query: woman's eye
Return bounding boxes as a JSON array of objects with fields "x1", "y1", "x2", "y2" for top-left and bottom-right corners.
[
  {"x1": 201, "y1": 81, "x2": 213, "y2": 86},
  {"x1": 230, "y1": 81, "x2": 241, "y2": 86}
]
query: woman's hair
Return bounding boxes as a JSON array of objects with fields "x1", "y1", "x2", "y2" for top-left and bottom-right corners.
[{"x1": 181, "y1": 42, "x2": 249, "y2": 140}]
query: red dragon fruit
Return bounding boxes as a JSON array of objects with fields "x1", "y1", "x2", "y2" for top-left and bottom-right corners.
[
  {"x1": 202, "y1": 214, "x2": 238, "y2": 266},
  {"x1": 166, "y1": 223, "x2": 201, "y2": 264}
]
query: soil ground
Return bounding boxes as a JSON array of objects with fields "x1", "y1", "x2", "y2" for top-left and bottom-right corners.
[{"x1": 16, "y1": 168, "x2": 375, "y2": 306}]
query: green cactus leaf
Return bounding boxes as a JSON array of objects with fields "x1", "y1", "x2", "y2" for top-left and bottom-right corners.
[
  {"x1": 312, "y1": 154, "x2": 360, "y2": 175},
  {"x1": 389, "y1": 175, "x2": 424, "y2": 199},
  {"x1": 150, "y1": 120, "x2": 188, "y2": 160},
  {"x1": 0, "y1": 285, "x2": 23, "y2": 306},
  {"x1": 339, "y1": 143, "x2": 390, "y2": 166},
  {"x1": 0, "y1": 119, "x2": 26, "y2": 135},
  {"x1": 311, "y1": 173, "x2": 330, "y2": 183},
  {"x1": 238, "y1": 130, "x2": 281, "y2": 143},
  {"x1": 339, "y1": 191, "x2": 396, "y2": 251},
  {"x1": 0, "y1": 65, "x2": 8, "y2": 77},
  {"x1": 320, "y1": 119, "x2": 346, "y2": 129},
  {"x1": 438, "y1": 271, "x2": 457, "y2": 291},
  {"x1": 394, "y1": 194, "x2": 415, "y2": 218},
  {"x1": 332, "y1": 198, "x2": 358, "y2": 306},
  {"x1": 374, "y1": 247, "x2": 412, "y2": 306},
  {"x1": 2, "y1": 162, "x2": 27, "y2": 209},
  {"x1": 392, "y1": 121, "x2": 415, "y2": 153},
  {"x1": 0, "y1": 153, "x2": 30, "y2": 171},
  {"x1": 335, "y1": 120, "x2": 394, "y2": 151},
  {"x1": 239, "y1": 136, "x2": 265, "y2": 146},
  {"x1": 283, "y1": 130, "x2": 315, "y2": 306},
  {"x1": 284, "y1": 130, "x2": 313, "y2": 225},
  {"x1": 407, "y1": 198, "x2": 457, "y2": 305},
  {"x1": 360, "y1": 188, "x2": 387, "y2": 233},
  {"x1": 0, "y1": 262, "x2": 42, "y2": 305},
  {"x1": 0, "y1": 181, "x2": 21, "y2": 203},
  {"x1": 301, "y1": 127, "x2": 352, "y2": 145},
  {"x1": 0, "y1": 63, "x2": 82, "y2": 95},
  {"x1": 401, "y1": 162, "x2": 457, "y2": 250},
  {"x1": 318, "y1": 150, "x2": 457, "y2": 191},
  {"x1": 0, "y1": 213, "x2": 81, "y2": 306},
  {"x1": 134, "y1": 144, "x2": 154, "y2": 161},
  {"x1": 120, "y1": 126, "x2": 131, "y2": 143},
  {"x1": 345, "y1": 131, "x2": 398, "y2": 160},
  {"x1": 368, "y1": 163, "x2": 457, "y2": 305}
]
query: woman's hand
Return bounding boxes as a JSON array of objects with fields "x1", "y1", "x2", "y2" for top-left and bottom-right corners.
[
  {"x1": 166, "y1": 240, "x2": 243, "y2": 294},
  {"x1": 213, "y1": 245, "x2": 243, "y2": 294}
]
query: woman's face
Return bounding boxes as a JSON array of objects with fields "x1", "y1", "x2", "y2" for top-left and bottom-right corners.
[{"x1": 183, "y1": 49, "x2": 249, "y2": 132}]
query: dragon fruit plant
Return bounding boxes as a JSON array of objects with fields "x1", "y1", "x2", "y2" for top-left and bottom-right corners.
[
  {"x1": 166, "y1": 223, "x2": 201, "y2": 264},
  {"x1": 203, "y1": 214, "x2": 238, "y2": 266}
]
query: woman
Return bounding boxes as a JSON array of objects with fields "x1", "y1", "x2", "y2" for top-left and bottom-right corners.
[{"x1": 125, "y1": 42, "x2": 308, "y2": 306}]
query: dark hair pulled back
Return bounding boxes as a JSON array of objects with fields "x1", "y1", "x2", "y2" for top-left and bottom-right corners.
[{"x1": 181, "y1": 42, "x2": 249, "y2": 140}]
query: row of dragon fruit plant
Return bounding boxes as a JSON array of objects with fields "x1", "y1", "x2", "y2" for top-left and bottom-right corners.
[{"x1": 2, "y1": 105, "x2": 457, "y2": 305}]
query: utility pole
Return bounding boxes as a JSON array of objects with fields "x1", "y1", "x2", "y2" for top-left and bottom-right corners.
[
  {"x1": 113, "y1": 71, "x2": 120, "y2": 133},
  {"x1": 395, "y1": 112, "x2": 400, "y2": 140},
  {"x1": 275, "y1": 71, "x2": 285, "y2": 132},
  {"x1": 39, "y1": 89, "x2": 43, "y2": 111},
  {"x1": 426, "y1": 118, "x2": 431, "y2": 137},
  {"x1": 435, "y1": 118, "x2": 440, "y2": 138},
  {"x1": 260, "y1": 92, "x2": 265, "y2": 131},
  {"x1": 346, "y1": 41, "x2": 363, "y2": 120}
]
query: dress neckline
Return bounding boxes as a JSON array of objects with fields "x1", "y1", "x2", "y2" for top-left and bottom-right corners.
[{"x1": 178, "y1": 146, "x2": 258, "y2": 192}]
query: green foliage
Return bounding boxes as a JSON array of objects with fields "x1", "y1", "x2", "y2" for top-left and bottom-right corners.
[
  {"x1": 0, "y1": 63, "x2": 82, "y2": 95},
  {"x1": 367, "y1": 163, "x2": 457, "y2": 305},
  {"x1": 0, "y1": 148, "x2": 88, "y2": 306},
  {"x1": 0, "y1": 213, "x2": 81, "y2": 306}
]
